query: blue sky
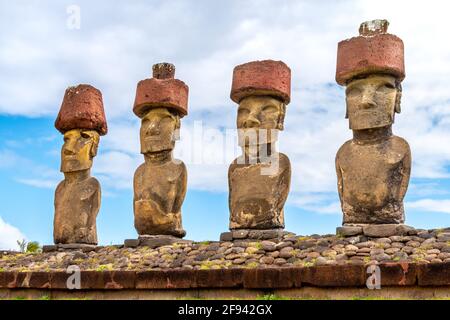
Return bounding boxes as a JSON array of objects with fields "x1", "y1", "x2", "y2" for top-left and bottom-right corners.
[{"x1": 1, "y1": 0, "x2": 450, "y2": 249}]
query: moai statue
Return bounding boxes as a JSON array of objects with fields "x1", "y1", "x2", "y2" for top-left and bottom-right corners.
[
  {"x1": 132, "y1": 63, "x2": 188, "y2": 240},
  {"x1": 226, "y1": 60, "x2": 292, "y2": 239},
  {"x1": 335, "y1": 20, "x2": 412, "y2": 233},
  {"x1": 54, "y1": 84, "x2": 107, "y2": 245}
]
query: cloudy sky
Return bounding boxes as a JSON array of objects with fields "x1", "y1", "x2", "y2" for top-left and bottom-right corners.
[{"x1": 1, "y1": 0, "x2": 450, "y2": 250}]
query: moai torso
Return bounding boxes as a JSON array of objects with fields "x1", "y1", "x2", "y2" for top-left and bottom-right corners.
[
  {"x1": 336, "y1": 135, "x2": 410, "y2": 224},
  {"x1": 133, "y1": 160, "x2": 187, "y2": 237},
  {"x1": 54, "y1": 177, "x2": 100, "y2": 244},
  {"x1": 229, "y1": 152, "x2": 290, "y2": 229}
]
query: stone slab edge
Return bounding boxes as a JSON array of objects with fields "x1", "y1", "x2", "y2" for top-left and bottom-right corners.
[{"x1": 0, "y1": 262, "x2": 449, "y2": 290}]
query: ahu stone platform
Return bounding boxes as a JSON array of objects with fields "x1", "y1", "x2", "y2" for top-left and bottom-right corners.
[{"x1": 1, "y1": 228, "x2": 450, "y2": 299}]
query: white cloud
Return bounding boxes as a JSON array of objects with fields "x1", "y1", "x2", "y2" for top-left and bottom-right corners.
[
  {"x1": 0, "y1": 217, "x2": 26, "y2": 251},
  {"x1": 407, "y1": 199, "x2": 450, "y2": 214},
  {"x1": 16, "y1": 178, "x2": 57, "y2": 189}
]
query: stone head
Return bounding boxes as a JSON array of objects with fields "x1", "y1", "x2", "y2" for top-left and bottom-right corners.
[
  {"x1": 61, "y1": 129, "x2": 100, "y2": 173},
  {"x1": 345, "y1": 74, "x2": 402, "y2": 130},
  {"x1": 237, "y1": 95, "x2": 285, "y2": 147},
  {"x1": 140, "y1": 107, "x2": 180, "y2": 154}
]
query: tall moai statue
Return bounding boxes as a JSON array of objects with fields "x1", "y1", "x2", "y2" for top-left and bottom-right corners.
[
  {"x1": 132, "y1": 63, "x2": 188, "y2": 239},
  {"x1": 227, "y1": 60, "x2": 292, "y2": 238},
  {"x1": 54, "y1": 84, "x2": 107, "y2": 245},
  {"x1": 335, "y1": 20, "x2": 411, "y2": 230}
]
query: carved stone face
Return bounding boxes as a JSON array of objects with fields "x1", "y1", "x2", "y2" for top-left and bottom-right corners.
[
  {"x1": 237, "y1": 96, "x2": 285, "y2": 146},
  {"x1": 140, "y1": 107, "x2": 179, "y2": 154},
  {"x1": 346, "y1": 74, "x2": 400, "y2": 130},
  {"x1": 61, "y1": 129, "x2": 99, "y2": 173}
]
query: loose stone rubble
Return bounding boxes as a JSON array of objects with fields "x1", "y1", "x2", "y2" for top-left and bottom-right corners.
[{"x1": 2, "y1": 228, "x2": 450, "y2": 272}]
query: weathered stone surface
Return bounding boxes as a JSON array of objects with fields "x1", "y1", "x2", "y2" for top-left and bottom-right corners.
[
  {"x1": 243, "y1": 268, "x2": 299, "y2": 288},
  {"x1": 133, "y1": 63, "x2": 188, "y2": 118},
  {"x1": 261, "y1": 241, "x2": 277, "y2": 252},
  {"x1": 248, "y1": 229, "x2": 286, "y2": 240},
  {"x1": 219, "y1": 232, "x2": 233, "y2": 242},
  {"x1": 336, "y1": 20, "x2": 404, "y2": 85},
  {"x1": 229, "y1": 150, "x2": 290, "y2": 230},
  {"x1": 133, "y1": 63, "x2": 188, "y2": 238},
  {"x1": 418, "y1": 262, "x2": 450, "y2": 286},
  {"x1": 363, "y1": 224, "x2": 415, "y2": 237},
  {"x1": 221, "y1": 229, "x2": 287, "y2": 241},
  {"x1": 228, "y1": 60, "x2": 292, "y2": 231},
  {"x1": 55, "y1": 84, "x2": 108, "y2": 135},
  {"x1": 301, "y1": 265, "x2": 366, "y2": 287},
  {"x1": 335, "y1": 20, "x2": 410, "y2": 227},
  {"x1": 54, "y1": 87, "x2": 105, "y2": 246},
  {"x1": 138, "y1": 235, "x2": 182, "y2": 248},
  {"x1": 57, "y1": 244, "x2": 97, "y2": 251},
  {"x1": 230, "y1": 60, "x2": 291, "y2": 104},
  {"x1": 232, "y1": 230, "x2": 249, "y2": 239},
  {"x1": 42, "y1": 245, "x2": 58, "y2": 253},
  {"x1": 124, "y1": 239, "x2": 140, "y2": 248},
  {"x1": 336, "y1": 226, "x2": 363, "y2": 237}
]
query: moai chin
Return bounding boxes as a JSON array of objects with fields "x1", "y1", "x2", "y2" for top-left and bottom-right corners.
[
  {"x1": 335, "y1": 20, "x2": 411, "y2": 225},
  {"x1": 132, "y1": 63, "x2": 188, "y2": 238},
  {"x1": 54, "y1": 84, "x2": 107, "y2": 245},
  {"x1": 228, "y1": 60, "x2": 292, "y2": 231}
]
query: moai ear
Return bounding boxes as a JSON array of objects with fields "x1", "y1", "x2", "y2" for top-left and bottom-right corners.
[
  {"x1": 276, "y1": 102, "x2": 286, "y2": 131},
  {"x1": 87, "y1": 131, "x2": 100, "y2": 158},
  {"x1": 394, "y1": 82, "x2": 402, "y2": 114},
  {"x1": 173, "y1": 113, "x2": 181, "y2": 141}
]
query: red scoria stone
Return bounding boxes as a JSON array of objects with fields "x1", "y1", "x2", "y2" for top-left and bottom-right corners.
[
  {"x1": 230, "y1": 60, "x2": 291, "y2": 104},
  {"x1": 55, "y1": 84, "x2": 108, "y2": 135},
  {"x1": 336, "y1": 20, "x2": 405, "y2": 85},
  {"x1": 133, "y1": 63, "x2": 189, "y2": 118}
]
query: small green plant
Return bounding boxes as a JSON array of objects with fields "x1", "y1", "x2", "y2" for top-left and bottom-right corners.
[
  {"x1": 302, "y1": 259, "x2": 316, "y2": 267},
  {"x1": 26, "y1": 241, "x2": 42, "y2": 253},
  {"x1": 16, "y1": 239, "x2": 42, "y2": 253},
  {"x1": 336, "y1": 232, "x2": 345, "y2": 239},
  {"x1": 245, "y1": 261, "x2": 259, "y2": 269},
  {"x1": 199, "y1": 260, "x2": 216, "y2": 270},
  {"x1": 95, "y1": 264, "x2": 113, "y2": 271}
]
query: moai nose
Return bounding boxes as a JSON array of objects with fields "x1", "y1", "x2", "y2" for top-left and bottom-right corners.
[
  {"x1": 63, "y1": 142, "x2": 76, "y2": 155},
  {"x1": 243, "y1": 114, "x2": 260, "y2": 128},
  {"x1": 360, "y1": 89, "x2": 377, "y2": 109},
  {"x1": 147, "y1": 121, "x2": 160, "y2": 135}
]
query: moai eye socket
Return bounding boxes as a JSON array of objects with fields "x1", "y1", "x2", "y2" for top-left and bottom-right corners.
[
  {"x1": 262, "y1": 105, "x2": 278, "y2": 114},
  {"x1": 346, "y1": 86, "x2": 361, "y2": 97},
  {"x1": 80, "y1": 131, "x2": 91, "y2": 139}
]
